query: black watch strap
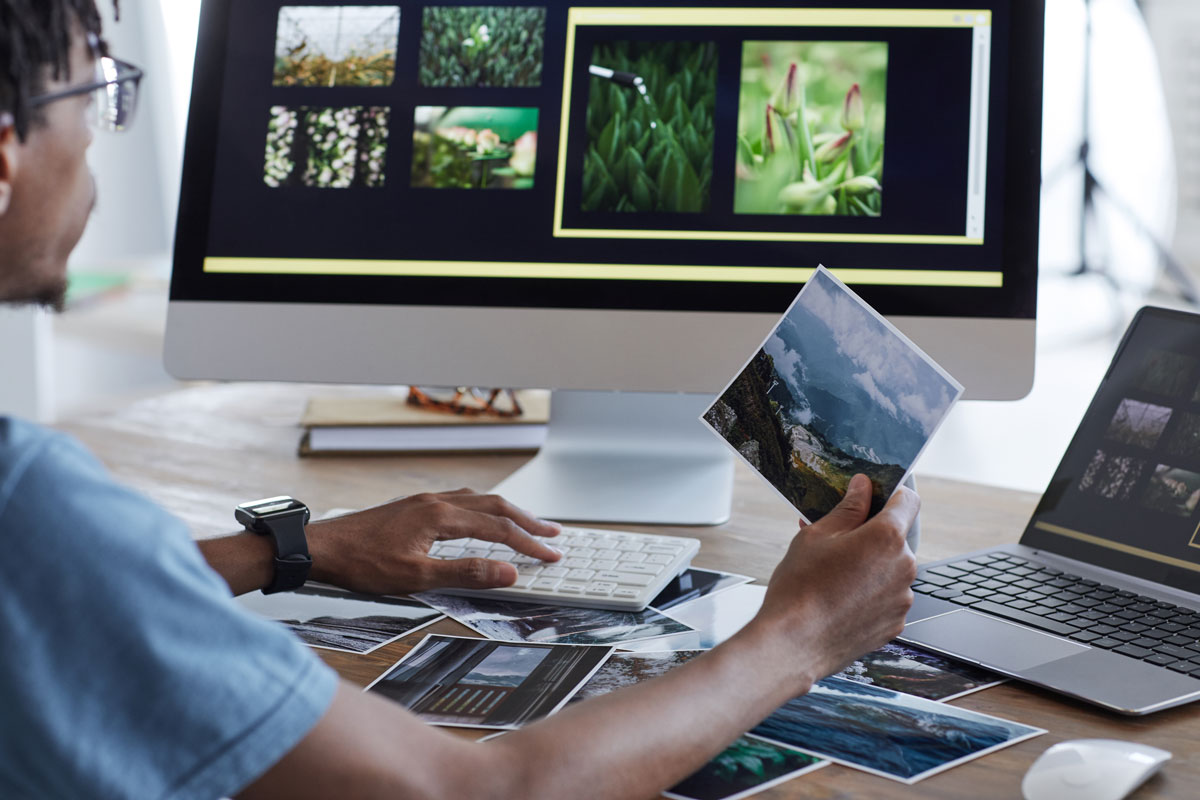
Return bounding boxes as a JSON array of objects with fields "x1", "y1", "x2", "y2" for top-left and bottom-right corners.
[{"x1": 261, "y1": 512, "x2": 312, "y2": 594}]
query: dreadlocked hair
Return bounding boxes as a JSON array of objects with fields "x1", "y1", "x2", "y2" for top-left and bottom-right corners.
[{"x1": 0, "y1": 0, "x2": 115, "y2": 141}]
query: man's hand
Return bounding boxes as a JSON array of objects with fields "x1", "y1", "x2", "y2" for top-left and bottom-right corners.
[
  {"x1": 305, "y1": 489, "x2": 562, "y2": 595},
  {"x1": 746, "y1": 473, "x2": 920, "y2": 695}
]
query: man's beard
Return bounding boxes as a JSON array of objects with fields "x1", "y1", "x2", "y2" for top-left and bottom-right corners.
[{"x1": 3, "y1": 276, "x2": 68, "y2": 313}]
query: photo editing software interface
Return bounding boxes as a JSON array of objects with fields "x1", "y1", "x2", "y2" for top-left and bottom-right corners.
[
  {"x1": 172, "y1": 1, "x2": 1039, "y2": 319},
  {"x1": 1025, "y1": 310, "x2": 1200, "y2": 594}
]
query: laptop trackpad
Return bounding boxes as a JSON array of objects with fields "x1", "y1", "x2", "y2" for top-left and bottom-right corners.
[{"x1": 904, "y1": 610, "x2": 1089, "y2": 672}]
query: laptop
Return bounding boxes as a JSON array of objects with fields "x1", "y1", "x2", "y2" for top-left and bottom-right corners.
[{"x1": 901, "y1": 306, "x2": 1200, "y2": 715}]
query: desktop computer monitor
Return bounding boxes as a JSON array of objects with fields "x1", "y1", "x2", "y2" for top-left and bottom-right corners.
[{"x1": 166, "y1": 1, "x2": 1043, "y2": 524}]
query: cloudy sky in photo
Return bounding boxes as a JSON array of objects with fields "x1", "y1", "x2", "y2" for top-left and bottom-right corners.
[{"x1": 792, "y1": 269, "x2": 959, "y2": 437}]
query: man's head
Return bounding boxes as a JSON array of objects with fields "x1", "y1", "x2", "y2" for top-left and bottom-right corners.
[{"x1": 0, "y1": 0, "x2": 109, "y2": 310}]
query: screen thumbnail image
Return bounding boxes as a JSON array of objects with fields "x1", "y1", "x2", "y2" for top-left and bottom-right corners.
[
  {"x1": 1104, "y1": 398, "x2": 1172, "y2": 449},
  {"x1": 411, "y1": 106, "x2": 538, "y2": 190},
  {"x1": 419, "y1": 6, "x2": 546, "y2": 87},
  {"x1": 1078, "y1": 449, "x2": 1146, "y2": 502},
  {"x1": 735, "y1": 41, "x2": 887, "y2": 217},
  {"x1": 582, "y1": 40, "x2": 717, "y2": 213},
  {"x1": 264, "y1": 105, "x2": 390, "y2": 188},
  {"x1": 273, "y1": 6, "x2": 400, "y2": 87},
  {"x1": 1142, "y1": 464, "x2": 1200, "y2": 518},
  {"x1": 1167, "y1": 412, "x2": 1200, "y2": 459},
  {"x1": 1138, "y1": 348, "x2": 1196, "y2": 398}
]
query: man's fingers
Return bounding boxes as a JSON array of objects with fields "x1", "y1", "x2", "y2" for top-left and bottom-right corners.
[
  {"x1": 872, "y1": 485, "x2": 921, "y2": 544},
  {"x1": 440, "y1": 493, "x2": 563, "y2": 541},
  {"x1": 452, "y1": 508, "x2": 563, "y2": 562},
  {"x1": 426, "y1": 557, "x2": 518, "y2": 590},
  {"x1": 811, "y1": 474, "x2": 873, "y2": 535}
]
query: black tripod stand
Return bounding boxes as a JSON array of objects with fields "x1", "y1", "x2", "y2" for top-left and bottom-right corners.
[{"x1": 1046, "y1": 0, "x2": 1199, "y2": 304}]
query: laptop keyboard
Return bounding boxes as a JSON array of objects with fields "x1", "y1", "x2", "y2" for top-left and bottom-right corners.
[{"x1": 913, "y1": 552, "x2": 1200, "y2": 677}]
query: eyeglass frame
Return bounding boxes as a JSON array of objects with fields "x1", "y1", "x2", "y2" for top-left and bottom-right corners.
[{"x1": 28, "y1": 56, "x2": 143, "y2": 129}]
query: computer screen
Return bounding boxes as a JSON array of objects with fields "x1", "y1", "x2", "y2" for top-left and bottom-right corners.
[{"x1": 166, "y1": 0, "x2": 1043, "y2": 523}]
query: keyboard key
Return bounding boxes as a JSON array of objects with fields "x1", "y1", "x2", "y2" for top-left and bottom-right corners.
[
  {"x1": 1070, "y1": 631, "x2": 1103, "y2": 643},
  {"x1": 620, "y1": 563, "x2": 666, "y2": 576},
  {"x1": 1089, "y1": 625, "x2": 1118, "y2": 636},
  {"x1": 644, "y1": 554, "x2": 675, "y2": 566},
  {"x1": 1110, "y1": 631, "x2": 1138, "y2": 642},
  {"x1": 435, "y1": 546, "x2": 464, "y2": 559},
  {"x1": 585, "y1": 582, "x2": 617, "y2": 596},
  {"x1": 618, "y1": 552, "x2": 647, "y2": 563},
  {"x1": 912, "y1": 583, "x2": 938, "y2": 594},
  {"x1": 557, "y1": 582, "x2": 585, "y2": 594},
  {"x1": 1119, "y1": 622, "x2": 1150, "y2": 634},
  {"x1": 532, "y1": 577, "x2": 563, "y2": 591},
  {"x1": 566, "y1": 569, "x2": 596, "y2": 581},
  {"x1": 517, "y1": 565, "x2": 544, "y2": 576},
  {"x1": 1114, "y1": 644, "x2": 1154, "y2": 659},
  {"x1": 1131, "y1": 638, "x2": 1161, "y2": 649},
  {"x1": 1157, "y1": 622, "x2": 1186, "y2": 633},
  {"x1": 1008, "y1": 599, "x2": 1035, "y2": 610},
  {"x1": 563, "y1": 557, "x2": 591, "y2": 569},
  {"x1": 932, "y1": 588, "x2": 963, "y2": 600},
  {"x1": 643, "y1": 545, "x2": 684, "y2": 555},
  {"x1": 1153, "y1": 644, "x2": 1196, "y2": 661},
  {"x1": 928, "y1": 566, "x2": 968, "y2": 579},
  {"x1": 613, "y1": 588, "x2": 641, "y2": 600},
  {"x1": 970, "y1": 601, "x2": 1079, "y2": 636},
  {"x1": 610, "y1": 572, "x2": 655, "y2": 587},
  {"x1": 1090, "y1": 637, "x2": 1122, "y2": 649},
  {"x1": 1144, "y1": 653, "x2": 1178, "y2": 667},
  {"x1": 541, "y1": 567, "x2": 569, "y2": 579},
  {"x1": 1168, "y1": 660, "x2": 1200, "y2": 673},
  {"x1": 592, "y1": 560, "x2": 619, "y2": 571},
  {"x1": 512, "y1": 575, "x2": 536, "y2": 589},
  {"x1": 596, "y1": 549, "x2": 621, "y2": 560},
  {"x1": 1165, "y1": 635, "x2": 1195, "y2": 647}
]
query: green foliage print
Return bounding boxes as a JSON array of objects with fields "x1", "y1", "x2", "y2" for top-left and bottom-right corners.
[
  {"x1": 582, "y1": 41, "x2": 717, "y2": 213},
  {"x1": 419, "y1": 6, "x2": 546, "y2": 87}
]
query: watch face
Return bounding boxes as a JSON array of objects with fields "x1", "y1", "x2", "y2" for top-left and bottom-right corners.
[{"x1": 238, "y1": 496, "x2": 308, "y2": 518}]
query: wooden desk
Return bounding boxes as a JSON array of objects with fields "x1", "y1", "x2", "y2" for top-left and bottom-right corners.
[{"x1": 58, "y1": 383, "x2": 1199, "y2": 798}]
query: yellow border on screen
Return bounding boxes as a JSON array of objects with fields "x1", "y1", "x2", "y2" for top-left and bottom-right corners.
[
  {"x1": 553, "y1": 7, "x2": 992, "y2": 248},
  {"x1": 203, "y1": 257, "x2": 1002, "y2": 286},
  {"x1": 1034, "y1": 521, "x2": 1200, "y2": 575}
]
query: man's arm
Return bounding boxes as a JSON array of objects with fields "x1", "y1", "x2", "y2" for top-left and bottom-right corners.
[
  {"x1": 239, "y1": 475, "x2": 919, "y2": 800},
  {"x1": 199, "y1": 489, "x2": 563, "y2": 596}
]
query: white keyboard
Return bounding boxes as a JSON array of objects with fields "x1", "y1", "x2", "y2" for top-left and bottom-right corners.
[{"x1": 427, "y1": 526, "x2": 701, "y2": 611}]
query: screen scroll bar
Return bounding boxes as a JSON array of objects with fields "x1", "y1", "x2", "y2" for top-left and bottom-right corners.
[{"x1": 965, "y1": 20, "x2": 992, "y2": 240}]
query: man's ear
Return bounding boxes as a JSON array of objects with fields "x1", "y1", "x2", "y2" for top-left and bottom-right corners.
[{"x1": 0, "y1": 112, "x2": 16, "y2": 217}]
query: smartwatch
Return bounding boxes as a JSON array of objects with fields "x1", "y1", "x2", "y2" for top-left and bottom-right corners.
[{"x1": 236, "y1": 496, "x2": 312, "y2": 594}]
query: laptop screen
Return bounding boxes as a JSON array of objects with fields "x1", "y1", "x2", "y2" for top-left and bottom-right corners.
[{"x1": 1023, "y1": 307, "x2": 1200, "y2": 594}]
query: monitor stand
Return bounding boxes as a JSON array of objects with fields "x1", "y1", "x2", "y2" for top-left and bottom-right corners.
[{"x1": 491, "y1": 390, "x2": 735, "y2": 526}]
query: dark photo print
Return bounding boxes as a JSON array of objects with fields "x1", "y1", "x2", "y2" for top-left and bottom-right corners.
[
  {"x1": 273, "y1": 6, "x2": 400, "y2": 87},
  {"x1": 583, "y1": 40, "x2": 717, "y2": 213},
  {"x1": 419, "y1": 6, "x2": 546, "y2": 87},
  {"x1": 665, "y1": 736, "x2": 826, "y2": 800},
  {"x1": 1104, "y1": 399, "x2": 1172, "y2": 449},
  {"x1": 366, "y1": 635, "x2": 610, "y2": 729},
  {"x1": 1078, "y1": 449, "x2": 1146, "y2": 501},
  {"x1": 1139, "y1": 348, "x2": 1196, "y2": 397},
  {"x1": 1142, "y1": 464, "x2": 1200, "y2": 518},
  {"x1": 264, "y1": 105, "x2": 390, "y2": 188}
]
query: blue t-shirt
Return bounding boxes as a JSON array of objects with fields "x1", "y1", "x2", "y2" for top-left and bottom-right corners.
[{"x1": 0, "y1": 418, "x2": 338, "y2": 800}]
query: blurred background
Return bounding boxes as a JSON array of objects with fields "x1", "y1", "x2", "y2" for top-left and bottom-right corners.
[{"x1": 1, "y1": 0, "x2": 1198, "y2": 494}]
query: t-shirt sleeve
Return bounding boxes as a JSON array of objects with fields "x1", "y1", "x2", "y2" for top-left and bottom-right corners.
[{"x1": 0, "y1": 426, "x2": 338, "y2": 800}]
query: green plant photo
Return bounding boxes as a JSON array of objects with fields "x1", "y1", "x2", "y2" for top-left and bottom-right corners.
[
  {"x1": 411, "y1": 106, "x2": 539, "y2": 190},
  {"x1": 735, "y1": 41, "x2": 887, "y2": 217},
  {"x1": 582, "y1": 40, "x2": 717, "y2": 214},
  {"x1": 419, "y1": 6, "x2": 546, "y2": 87}
]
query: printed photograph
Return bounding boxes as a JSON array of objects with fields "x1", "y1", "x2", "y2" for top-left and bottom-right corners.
[
  {"x1": 273, "y1": 6, "x2": 400, "y2": 87},
  {"x1": 1078, "y1": 449, "x2": 1146, "y2": 501},
  {"x1": 665, "y1": 736, "x2": 828, "y2": 800},
  {"x1": 412, "y1": 106, "x2": 538, "y2": 190},
  {"x1": 568, "y1": 650, "x2": 705, "y2": 705},
  {"x1": 750, "y1": 676, "x2": 1044, "y2": 783},
  {"x1": 839, "y1": 641, "x2": 1003, "y2": 701},
  {"x1": 702, "y1": 267, "x2": 963, "y2": 522},
  {"x1": 365, "y1": 635, "x2": 611, "y2": 729},
  {"x1": 236, "y1": 585, "x2": 442, "y2": 654},
  {"x1": 661, "y1": 584, "x2": 767, "y2": 650},
  {"x1": 1139, "y1": 348, "x2": 1196, "y2": 397},
  {"x1": 1167, "y1": 412, "x2": 1200, "y2": 459},
  {"x1": 1142, "y1": 464, "x2": 1200, "y2": 517},
  {"x1": 419, "y1": 6, "x2": 546, "y2": 87},
  {"x1": 734, "y1": 41, "x2": 887, "y2": 217},
  {"x1": 1104, "y1": 399, "x2": 1173, "y2": 449},
  {"x1": 582, "y1": 41, "x2": 717, "y2": 213},
  {"x1": 650, "y1": 568, "x2": 754, "y2": 611},
  {"x1": 264, "y1": 105, "x2": 390, "y2": 189},
  {"x1": 415, "y1": 592, "x2": 694, "y2": 646}
]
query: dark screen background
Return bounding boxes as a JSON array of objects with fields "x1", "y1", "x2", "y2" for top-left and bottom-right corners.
[
  {"x1": 171, "y1": 0, "x2": 1040, "y2": 318},
  {"x1": 1024, "y1": 308, "x2": 1200, "y2": 594}
]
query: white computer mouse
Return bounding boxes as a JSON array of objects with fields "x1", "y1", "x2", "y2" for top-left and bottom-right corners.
[{"x1": 1022, "y1": 739, "x2": 1171, "y2": 800}]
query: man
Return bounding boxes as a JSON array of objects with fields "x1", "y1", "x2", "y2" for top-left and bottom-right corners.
[{"x1": 0, "y1": 3, "x2": 919, "y2": 798}]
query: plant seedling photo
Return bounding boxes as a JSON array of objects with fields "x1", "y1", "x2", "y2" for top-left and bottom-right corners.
[
  {"x1": 419, "y1": 6, "x2": 546, "y2": 87},
  {"x1": 273, "y1": 6, "x2": 400, "y2": 87},
  {"x1": 735, "y1": 41, "x2": 887, "y2": 217},
  {"x1": 582, "y1": 40, "x2": 717, "y2": 213},
  {"x1": 411, "y1": 106, "x2": 539, "y2": 190}
]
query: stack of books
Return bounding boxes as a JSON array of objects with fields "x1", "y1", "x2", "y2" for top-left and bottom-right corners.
[{"x1": 298, "y1": 389, "x2": 550, "y2": 456}]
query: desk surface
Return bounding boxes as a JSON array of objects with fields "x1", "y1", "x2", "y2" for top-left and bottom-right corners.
[{"x1": 57, "y1": 383, "x2": 1200, "y2": 799}]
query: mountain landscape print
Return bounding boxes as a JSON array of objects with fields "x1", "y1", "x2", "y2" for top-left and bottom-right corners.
[{"x1": 703, "y1": 267, "x2": 962, "y2": 521}]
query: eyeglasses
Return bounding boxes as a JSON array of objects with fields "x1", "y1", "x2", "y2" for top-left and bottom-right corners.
[
  {"x1": 29, "y1": 56, "x2": 143, "y2": 132},
  {"x1": 407, "y1": 387, "x2": 526, "y2": 418}
]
